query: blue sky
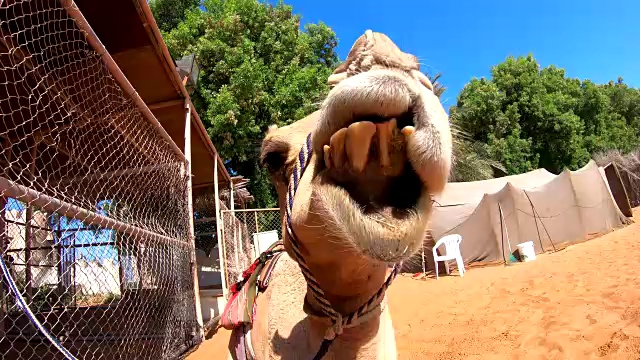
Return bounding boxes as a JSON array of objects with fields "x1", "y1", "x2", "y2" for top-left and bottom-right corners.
[{"x1": 286, "y1": 0, "x2": 639, "y2": 110}]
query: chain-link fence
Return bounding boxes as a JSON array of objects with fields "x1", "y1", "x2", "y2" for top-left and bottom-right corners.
[
  {"x1": 193, "y1": 190, "x2": 218, "y2": 260},
  {"x1": 219, "y1": 208, "x2": 281, "y2": 291},
  {"x1": 0, "y1": 1, "x2": 200, "y2": 359}
]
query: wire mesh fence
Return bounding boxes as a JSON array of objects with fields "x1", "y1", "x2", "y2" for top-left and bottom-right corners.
[
  {"x1": 0, "y1": 0, "x2": 200, "y2": 359},
  {"x1": 220, "y1": 208, "x2": 281, "y2": 290},
  {"x1": 193, "y1": 190, "x2": 218, "y2": 260}
]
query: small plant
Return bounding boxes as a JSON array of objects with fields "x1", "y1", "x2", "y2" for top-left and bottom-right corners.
[{"x1": 103, "y1": 292, "x2": 121, "y2": 304}]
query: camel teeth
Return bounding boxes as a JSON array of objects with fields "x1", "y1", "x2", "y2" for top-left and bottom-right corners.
[
  {"x1": 388, "y1": 118, "x2": 397, "y2": 137},
  {"x1": 323, "y1": 145, "x2": 332, "y2": 169},
  {"x1": 377, "y1": 118, "x2": 396, "y2": 167},
  {"x1": 346, "y1": 121, "x2": 376, "y2": 172},
  {"x1": 401, "y1": 126, "x2": 415, "y2": 137},
  {"x1": 329, "y1": 128, "x2": 347, "y2": 168}
]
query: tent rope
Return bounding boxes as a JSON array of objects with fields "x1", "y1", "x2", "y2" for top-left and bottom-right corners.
[{"x1": 523, "y1": 190, "x2": 556, "y2": 252}]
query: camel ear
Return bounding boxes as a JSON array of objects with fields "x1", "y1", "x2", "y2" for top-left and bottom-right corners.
[{"x1": 327, "y1": 72, "x2": 348, "y2": 87}]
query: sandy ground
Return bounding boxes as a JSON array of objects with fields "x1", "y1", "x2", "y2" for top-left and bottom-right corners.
[{"x1": 189, "y1": 211, "x2": 640, "y2": 359}]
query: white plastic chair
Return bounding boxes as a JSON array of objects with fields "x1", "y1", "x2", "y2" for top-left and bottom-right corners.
[{"x1": 432, "y1": 234, "x2": 464, "y2": 279}]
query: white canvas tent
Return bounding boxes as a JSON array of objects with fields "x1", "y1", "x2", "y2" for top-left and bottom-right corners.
[{"x1": 425, "y1": 160, "x2": 629, "y2": 267}]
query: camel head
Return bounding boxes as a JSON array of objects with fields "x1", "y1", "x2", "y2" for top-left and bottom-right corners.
[{"x1": 260, "y1": 30, "x2": 452, "y2": 312}]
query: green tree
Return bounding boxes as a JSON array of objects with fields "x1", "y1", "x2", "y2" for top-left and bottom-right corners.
[
  {"x1": 451, "y1": 54, "x2": 639, "y2": 175},
  {"x1": 149, "y1": 0, "x2": 201, "y2": 33},
  {"x1": 155, "y1": 0, "x2": 339, "y2": 207}
]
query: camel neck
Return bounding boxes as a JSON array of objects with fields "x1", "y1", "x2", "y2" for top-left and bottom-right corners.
[
  {"x1": 303, "y1": 291, "x2": 388, "y2": 358},
  {"x1": 303, "y1": 288, "x2": 386, "y2": 324}
]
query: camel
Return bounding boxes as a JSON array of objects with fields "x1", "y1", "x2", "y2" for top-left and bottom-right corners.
[{"x1": 224, "y1": 30, "x2": 452, "y2": 359}]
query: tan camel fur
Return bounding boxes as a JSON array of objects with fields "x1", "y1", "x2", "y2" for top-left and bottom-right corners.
[{"x1": 229, "y1": 30, "x2": 452, "y2": 359}]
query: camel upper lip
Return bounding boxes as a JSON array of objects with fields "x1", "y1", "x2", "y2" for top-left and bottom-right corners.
[{"x1": 312, "y1": 70, "x2": 417, "y2": 156}]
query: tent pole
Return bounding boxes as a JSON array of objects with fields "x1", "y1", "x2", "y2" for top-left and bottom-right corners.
[
  {"x1": 524, "y1": 190, "x2": 545, "y2": 253},
  {"x1": 523, "y1": 190, "x2": 556, "y2": 252},
  {"x1": 498, "y1": 203, "x2": 507, "y2": 265}
]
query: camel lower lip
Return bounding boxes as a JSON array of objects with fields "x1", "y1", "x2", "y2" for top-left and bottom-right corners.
[
  {"x1": 314, "y1": 180, "x2": 431, "y2": 263},
  {"x1": 365, "y1": 243, "x2": 413, "y2": 264}
]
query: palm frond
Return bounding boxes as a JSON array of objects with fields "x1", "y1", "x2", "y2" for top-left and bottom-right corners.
[{"x1": 450, "y1": 126, "x2": 505, "y2": 182}]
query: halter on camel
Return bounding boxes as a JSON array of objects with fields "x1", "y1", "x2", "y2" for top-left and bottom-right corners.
[
  {"x1": 283, "y1": 133, "x2": 402, "y2": 359},
  {"x1": 220, "y1": 133, "x2": 402, "y2": 360}
]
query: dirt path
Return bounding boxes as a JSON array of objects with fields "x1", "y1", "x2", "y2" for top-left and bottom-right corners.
[{"x1": 189, "y1": 212, "x2": 640, "y2": 359}]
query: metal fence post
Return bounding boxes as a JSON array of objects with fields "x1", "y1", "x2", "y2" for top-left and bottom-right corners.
[
  {"x1": 185, "y1": 103, "x2": 204, "y2": 334},
  {"x1": 214, "y1": 159, "x2": 228, "y2": 299}
]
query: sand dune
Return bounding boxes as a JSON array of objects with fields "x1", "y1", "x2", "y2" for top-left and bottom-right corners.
[{"x1": 190, "y1": 210, "x2": 640, "y2": 359}]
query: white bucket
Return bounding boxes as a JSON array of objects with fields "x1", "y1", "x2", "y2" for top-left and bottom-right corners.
[{"x1": 516, "y1": 241, "x2": 536, "y2": 262}]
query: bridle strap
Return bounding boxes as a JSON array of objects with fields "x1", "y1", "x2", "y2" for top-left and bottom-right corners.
[{"x1": 284, "y1": 133, "x2": 402, "y2": 359}]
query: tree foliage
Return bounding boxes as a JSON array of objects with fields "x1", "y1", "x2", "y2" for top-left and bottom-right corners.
[
  {"x1": 149, "y1": 0, "x2": 201, "y2": 33},
  {"x1": 427, "y1": 73, "x2": 505, "y2": 182},
  {"x1": 154, "y1": 0, "x2": 339, "y2": 207},
  {"x1": 451, "y1": 55, "x2": 640, "y2": 175}
]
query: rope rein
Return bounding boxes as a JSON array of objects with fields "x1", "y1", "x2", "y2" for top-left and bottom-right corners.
[{"x1": 285, "y1": 133, "x2": 402, "y2": 359}]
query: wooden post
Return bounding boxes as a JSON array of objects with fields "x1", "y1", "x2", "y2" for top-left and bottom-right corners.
[
  {"x1": 213, "y1": 159, "x2": 228, "y2": 299},
  {"x1": 54, "y1": 215, "x2": 66, "y2": 335},
  {"x1": 185, "y1": 103, "x2": 204, "y2": 332},
  {"x1": 55, "y1": 216, "x2": 62, "y2": 301},
  {"x1": 230, "y1": 181, "x2": 234, "y2": 212},
  {"x1": 116, "y1": 233, "x2": 125, "y2": 295},
  {"x1": 136, "y1": 242, "x2": 143, "y2": 289},
  {"x1": 25, "y1": 143, "x2": 37, "y2": 303}
]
